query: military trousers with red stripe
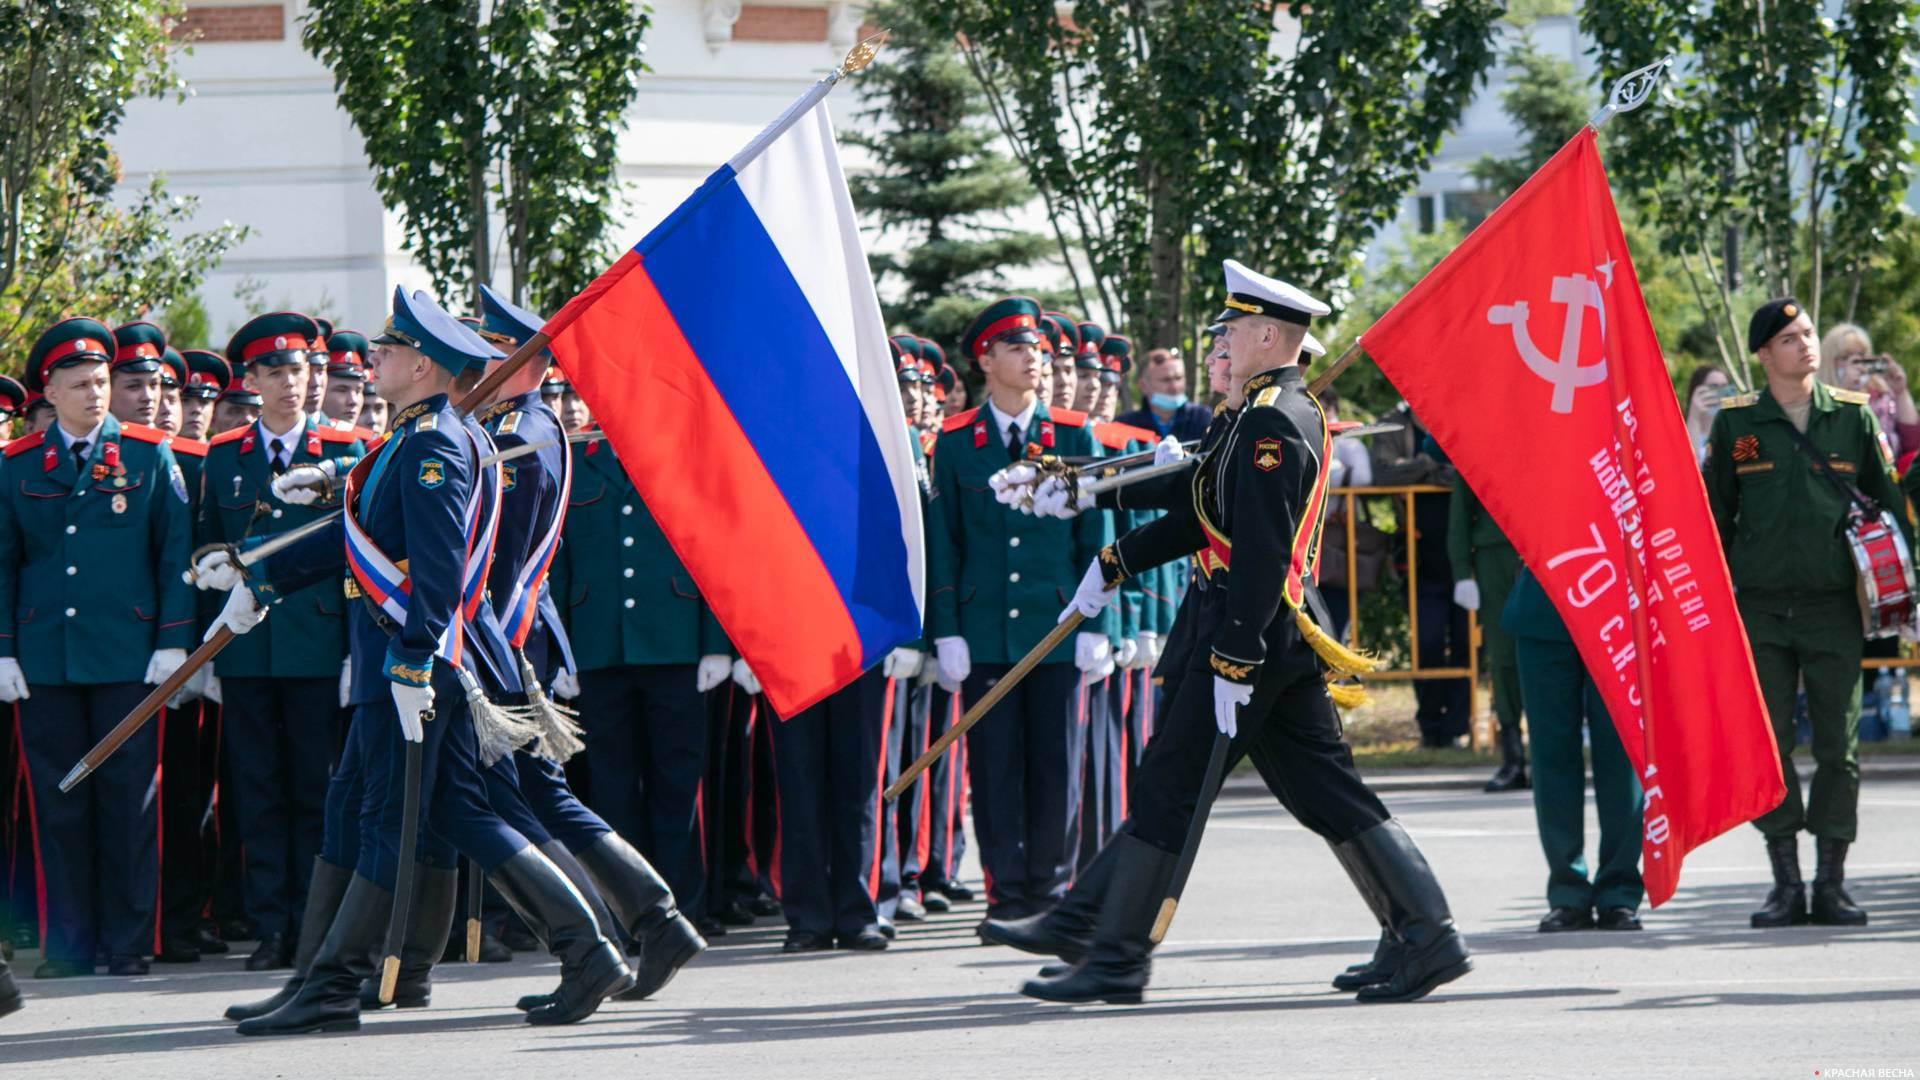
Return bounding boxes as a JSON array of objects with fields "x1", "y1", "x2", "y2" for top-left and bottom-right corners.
[{"x1": 771, "y1": 666, "x2": 890, "y2": 939}]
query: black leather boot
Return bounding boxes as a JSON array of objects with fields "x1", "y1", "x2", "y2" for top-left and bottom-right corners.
[
  {"x1": 1750, "y1": 835, "x2": 1808, "y2": 928},
  {"x1": 511, "y1": 838, "x2": 642, "y2": 1012},
  {"x1": 489, "y1": 846, "x2": 634, "y2": 1025},
  {"x1": 982, "y1": 832, "x2": 1120, "y2": 963},
  {"x1": 226, "y1": 858, "x2": 353, "y2": 1022},
  {"x1": 576, "y1": 831, "x2": 705, "y2": 1002},
  {"x1": 236, "y1": 874, "x2": 391, "y2": 1036},
  {"x1": 358, "y1": 865, "x2": 457, "y2": 1010},
  {"x1": 1020, "y1": 834, "x2": 1174, "y2": 1005},
  {"x1": 1329, "y1": 836, "x2": 1401, "y2": 991},
  {"x1": 1810, "y1": 837, "x2": 1868, "y2": 926},
  {"x1": 1348, "y1": 820, "x2": 1472, "y2": 1004},
  {"x1": 0, "y1": 956, "x2": 20, "y2": 1018},
  {"x1": 1483, "y1": 727, "x2": 1529, "y2": 792}
]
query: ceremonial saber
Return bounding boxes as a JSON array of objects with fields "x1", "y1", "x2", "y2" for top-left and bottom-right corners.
[
  {"x1": 1056, "y1": 439, "x2": 1200, "y2": 469},
  {"x1": 60, "y1": 440, "x2": 560, "y2": 795},
  {"x1": 885, "y1": 612, "x2": 1084, "y2": 801},
  {"x1": 379, "y1": 729, "x2": 428, "y2": 1004},
  {"x1": 1150, "y1": 731, "x2": 1230, "y2": 944}
]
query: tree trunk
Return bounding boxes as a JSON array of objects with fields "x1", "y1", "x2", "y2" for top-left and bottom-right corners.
[{"x1": 1144, "y1": 163, "x2": 1184, "y2": 351}]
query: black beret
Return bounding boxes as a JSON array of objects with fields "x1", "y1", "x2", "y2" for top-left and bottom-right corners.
[{"x1": 1748, "y1": 297, "x2": 1805, "y2": 354}]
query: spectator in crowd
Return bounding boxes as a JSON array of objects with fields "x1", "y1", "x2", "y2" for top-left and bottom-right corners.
[
  {"x1": 1448, "y1": 471, "x2": 1526, "y2": 792},
  {"x1": 1115, "y1": 347, "x2": 1212, "y2": 443},
  {"x1": 1503, "y1": 568, "x2": 1644, "y2": 932},
  {"x1": 1684, "y1": 364, "x2": 1730, "y2": 466},
  {"x1": 1820, "y1": 322, "x2": 1920, "y2": 460},
  {"x1": 1371, "y1": 404, "x2": 1468, "y2": 746}
]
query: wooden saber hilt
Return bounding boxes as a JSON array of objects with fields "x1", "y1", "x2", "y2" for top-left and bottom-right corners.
[
  {"x1": 60, "y1": 626, "x2": 234, "y2": 793},
  {"x1": 884, "y1": 611, "x2": 1085, "y2": 801}
]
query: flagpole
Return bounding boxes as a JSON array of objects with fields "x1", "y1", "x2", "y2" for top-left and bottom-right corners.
[
  {"x1": 727, "y1": 31, "x2": 890, "y2": 174},
  {"x1": 1587, "y1": 55, "x2": 1673, "y2": 130}
]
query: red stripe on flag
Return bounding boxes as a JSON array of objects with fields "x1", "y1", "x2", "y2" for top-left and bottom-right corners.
[{"x1": 549, "y1": 259, "x2": 866, "y2": 717}]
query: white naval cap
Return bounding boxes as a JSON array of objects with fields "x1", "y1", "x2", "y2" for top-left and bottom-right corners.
[
  {"x1": 1216, "y1": 259, "x2": 1330, "y2": 326},
  {"x1": 1302, "y1": 330, "x2": 1326, "y2": 357}
]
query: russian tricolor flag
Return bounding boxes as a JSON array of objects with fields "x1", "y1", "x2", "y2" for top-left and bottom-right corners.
[{"x1": 543, "y1": 74, "x2": 924, "y2": 718}]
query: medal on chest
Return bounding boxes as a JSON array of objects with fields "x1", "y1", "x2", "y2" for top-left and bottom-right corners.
[{"x1": 111, "y1": 493, "x2": 128, "y2": 515}]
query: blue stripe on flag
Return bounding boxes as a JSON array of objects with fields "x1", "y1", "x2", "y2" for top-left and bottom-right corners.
[{"x1": 642, "y1": 177, "x2": 917, "y2": 666}]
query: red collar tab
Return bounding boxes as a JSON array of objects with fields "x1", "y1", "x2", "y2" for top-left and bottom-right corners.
[
  {"x1": 307, "y1": 428, "x2": 322, "y2": 457},
  {"x1": 42, "y1": 442, "x2": 57, "y2": 473},
  {"x1": 1038, "y1": 420, "x2": 1055, "y2": 449},
  {"x1": 101, "y1": 441, "x2": 120, "y2": 471},
  {"x1": 972, "y1": 418, "x2": 988, "y2": 449},
  {"x1": 240, "y1": 429, "x2": 257, "y2": 455}
]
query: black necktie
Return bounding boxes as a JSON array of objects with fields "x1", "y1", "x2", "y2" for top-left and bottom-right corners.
[
  {"x1": 1007, "y1": 422, "x2": 1023, "y2": 463},
  {"x1": 270, "y1": 440, "x2": 288, "y2": 476},
  {"x1": 71, "y1": 439, "x2": 89, "y2": 470}
]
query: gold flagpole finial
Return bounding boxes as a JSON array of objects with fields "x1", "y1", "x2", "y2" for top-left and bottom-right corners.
[{"x1": 840, "y1": 29, "x2": 890, "y2": 77}]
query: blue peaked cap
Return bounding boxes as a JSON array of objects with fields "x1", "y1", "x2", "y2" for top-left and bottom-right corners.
[
  {"x1": 478, "y1": 284, "x2": 551, "y2": 358},
  {"x1": 372, "y1": 286, "x2": 503, "y2": 373}
]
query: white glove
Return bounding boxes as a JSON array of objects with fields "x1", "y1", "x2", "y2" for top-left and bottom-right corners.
[
  {"x1": 1030, "y1": 475, "x2": 1093, "y2": 519},
  {"x1": 696, "y1": 655, "x2": 732, "y2": 692},
  {"x1": 989, "y1": 462, "x2": 1038, "y2": 506},
  {"x1": 552, "y1": 669, "x2": 581, "y2": 700},
  {"x1": 1061, "y1": 558, "x2": 1119, "y2": 621},
  {"x1": 205, "y1": 672, "x2": 223, "y2": 706},
  {"x1": 732, "y1": 658, "x2": 762, "y2": 695},
  {"x1": 933, "y1": 636, "x2": 971, "y2": 690},
  {"x1": 0, "y1": 658, "x2": 28, "y2": 703},
  {"x1": 916, "y1": 658, "x2": 941, "y2": 686},
  {"x1": 187, "y1": 548, "x2": 244, "y2": 591},
  {"x1": 1214, "y1": 676, "x2": 1251, "y2": 737},
  {"x1": 205, "y1": 585, "x2": 268, "y2": 640},
  {"x1": 1074, "y1": 632, "x2": 1112, "y2": 678},
  {"x1": 1153, "y1": 435, "x2": 1187, "y2": 466},
  {"x1": 270, "y1": 462, "x2": 335, "y2": 506},
  {"x1": 338, "y1": 659, "x2": 352, "y2": 707},
  {"x1": 167, "y1": 667, "x2": 203, "y2": 710},
  {"x1": 1138, "y1": 631, "x2": 1161, "y2": 669},
  {"x1": 1114, "y1": 638, "x2": 1139, "y2": 669},
  {"x1": 1452, "y1": 579, "x2": 1481, "y2": 611},
  {"x1": 882, "y1": 647, "x2": 924, "y2": 680},
  {"x1": 145, "y1": 648, "x2": 189, "y2": 686},
  {"x1": 390, "y1": 681, "x2": 432, "y2": 743}
]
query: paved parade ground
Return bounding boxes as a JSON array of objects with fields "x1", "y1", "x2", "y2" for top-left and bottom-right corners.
[{"x1": 4, "y1": 775, "x2": 1916, "y2": 1080}]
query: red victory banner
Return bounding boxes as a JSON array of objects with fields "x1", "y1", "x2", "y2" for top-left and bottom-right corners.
[{"x1": 1360, "y1": 129, "x2": 1783, "y2": 906}]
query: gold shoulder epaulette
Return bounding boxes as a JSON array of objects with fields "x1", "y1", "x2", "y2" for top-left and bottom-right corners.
[
  {"x1": 1831, "y1": 387, "x2": 1871, "y2": 406},
  {"x1": 1721, "y1": 391, "x2": 1760, "y2": 409},
  {"x1": 1252, "y1": 385, "x2": 1283, "y2": 409}
]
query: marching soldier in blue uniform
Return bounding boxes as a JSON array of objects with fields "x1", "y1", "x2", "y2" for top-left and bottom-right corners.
[
  {"x1": 0, "y1": 317, "x2": 196, "y2": 977},
  {"x1": 197, "y1": 287, "x2": 631, "y2": 1034},
  {"x1": 199, "y1": 312, "x2": 364, "y2": 970},
  {"x1": 465, "y1": 285, "x2": 707, "y2": 999},
  {"x1": 549, "y1": 396, "x2": 733, "y2": 937},
  {"x1": 926, "y1": 296, "x2": 1114, "y2": 926}
]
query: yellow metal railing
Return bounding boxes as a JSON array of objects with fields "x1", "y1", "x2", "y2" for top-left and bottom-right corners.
[{"x1": 1325, "y1": 484, "x2": 1481, "y2": 748}]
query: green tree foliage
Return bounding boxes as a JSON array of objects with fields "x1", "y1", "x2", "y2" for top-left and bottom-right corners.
[
  {"x1": 925, "y1": 0, "x2": 1503, "y2": 353},
  {"x1": 303, "y1": 0, "x2": 649, "y2": 312},
  {"x1": 1583, "y1": 0, "x2": 1920, "y2": 384},
  {"x1": 0, "y1": 1, "x2": 248, "y2": 356},
  {"x1": 846, "y1": 2, "x2": 1052, "y2": 350}
]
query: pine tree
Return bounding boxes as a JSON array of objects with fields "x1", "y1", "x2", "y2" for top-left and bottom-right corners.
[{"x1": 847, "y1": 3, "x2": 1052, "y2": 349}]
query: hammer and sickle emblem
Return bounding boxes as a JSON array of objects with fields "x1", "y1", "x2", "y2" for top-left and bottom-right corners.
[{"x1": 1487, "y1": 272, "x2": 1609, "y2": 415}]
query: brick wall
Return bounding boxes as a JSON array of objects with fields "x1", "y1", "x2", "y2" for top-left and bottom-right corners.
[
  {"x1": 171, "y1": 4, "x2": 285, "y2": 43},
  {"x1": 734, "y1": 5, "x2": 828, "y2": 43}
]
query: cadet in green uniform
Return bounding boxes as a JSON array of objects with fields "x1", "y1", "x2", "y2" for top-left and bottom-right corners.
[
  {"x1": 926, "y1": 296, "x2": 1114, "y2": 924},
  {"x1": 0, "y1": 317, "x2": 196, "y2": 977},
  {"x1": 548, "y1": 429, "x2": 732, "y2": 932},
  {"x1": 1501, "y1": 568, "x2": 1643, "y2": 931},
  {"x1": 1447, "y1": 475, "x2": 1526, "y2": 791},
  {"x1": 199, "y1": 312, "x2": 365, "y2": 969},
  {"x1": 1704, "y1": 297, "x2": 1909, "y2": 928}
]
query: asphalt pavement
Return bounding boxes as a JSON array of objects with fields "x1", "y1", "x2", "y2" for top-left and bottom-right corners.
[{"x1": 3, "y1": 777, "x2": 1916, "y2": 1079}]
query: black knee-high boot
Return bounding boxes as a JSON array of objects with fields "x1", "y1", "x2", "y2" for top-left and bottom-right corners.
[
  {"x1": 1345, "y1": 820, "x2": 1472, "y2": 1004},
  {"x1": 358, "y1": 865, "x2": 458, "y2": 1010},
  {"x1": 489, "y1": 846, "x2": 634, "y2": 1025},
  {"x1": 1019, "y1": 834, "x2": 1174, "y2": 1005},
  {"x1": 225, "y1": 858, "x2": 353, "y2": 1022},
  {"x1": 236, "y1": 874, "x2": 392, "y2": 1036}
]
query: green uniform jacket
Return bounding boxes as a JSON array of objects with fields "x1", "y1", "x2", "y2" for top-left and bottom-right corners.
[
  {"x1": 197, "y1": 417, "x2": 364, "y2": 678},
  {"x1": 926, "y1": 401, "x2": 1114, "y2": 665},
  {"x1": 0, "y1": 415, "x2": 195, "y2": 684},
  {"x1": 1704, "y1": 381, "x2": 1912, "y2": 596},
  {"x1": 551, "y1": 435, "x2": 728, "y2": 670},
  {"x1": 1445, "y1": 472, "x2": 1512, "y2": 583}
]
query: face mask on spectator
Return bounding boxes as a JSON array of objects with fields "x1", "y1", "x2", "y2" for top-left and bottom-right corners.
[{"x1": 1150, "y1": 392, "x2": 1189, "y2": 411}]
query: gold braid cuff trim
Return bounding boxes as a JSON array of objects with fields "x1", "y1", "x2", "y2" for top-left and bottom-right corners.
[
  {"x1": 1098, "y1": 543, "x2": 1130, "y2": 588},
  {"x1": 387, "y1": 660, "x2": 432, "y2": 687},
  {"x1": 1209, "y1": 653, "x2": 1256, "y2": 684},
  {"x1": 1295, "y1": 608, "x2": 1378, "y2": 677}
]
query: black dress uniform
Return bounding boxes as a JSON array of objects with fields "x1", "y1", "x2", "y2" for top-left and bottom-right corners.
[
  {"x1": 200, "y1": 313, "x2": 364, "y2": 970},
  {"x1": 1, "y1": 317, "x2": 196, "y2": 978}
]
